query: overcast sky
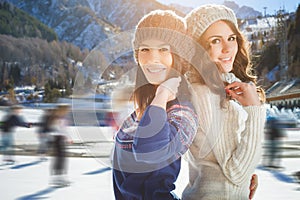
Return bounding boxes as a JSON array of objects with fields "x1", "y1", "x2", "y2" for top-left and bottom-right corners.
[{"x1": 157, "y1": 0, "x2": 299, "y2": 14}]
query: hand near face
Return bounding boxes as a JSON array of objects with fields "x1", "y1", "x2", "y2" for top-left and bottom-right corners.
[
  {"x1": 225, "y1": 81, "x2": 261, "y2": 106},
  {"x1": 156, "y1": 77, "x2": 181, "y2": 102}
]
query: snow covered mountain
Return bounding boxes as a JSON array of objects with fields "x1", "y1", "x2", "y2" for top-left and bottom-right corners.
[
  {"x1": 5, "y1": 0, "x2": 172, "y2": 50},
  {"x1": 5, "y1": 0, "x2": 261, "y2": 50},
  {"x1": 223, "y1": 1, "x2": 261, "y2": 19},
  {"x1": 169, "y1": 1, "x2": 262, "y2": 18}
]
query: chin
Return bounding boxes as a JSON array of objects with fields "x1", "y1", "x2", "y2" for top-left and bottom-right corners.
[
  {"x1": 221, "y1": 66, "x2": 233, "y2": 73},
  {"x1": 149, "y1": 80, "x2": 163, "y2": 85},
  {"x1": 146, "y1": 76, "x2": 166, "y2": 85}
]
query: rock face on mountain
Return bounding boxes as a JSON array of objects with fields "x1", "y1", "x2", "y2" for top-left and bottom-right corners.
[
  {"x1": 223, "y1": 1, "x2": 261, "y2": 19},
  {"x1": 5, "y1": 0, "x2": 172, "y2": 49},
  {"x1": 170, "y1": 1, "x2": 261, "y2": 18}
]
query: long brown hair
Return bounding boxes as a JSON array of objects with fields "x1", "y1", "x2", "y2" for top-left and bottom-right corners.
[{"x1": 190, "y1": 20, "x2": 266, "y2": 102}]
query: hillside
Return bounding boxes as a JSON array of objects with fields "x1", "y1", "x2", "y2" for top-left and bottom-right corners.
[
  {"x1": 0, "y1": 2, "x2": 57, "y2": 41},
  {"x1": 4, "y1": 0, "x2": 178, "y2": 50}
]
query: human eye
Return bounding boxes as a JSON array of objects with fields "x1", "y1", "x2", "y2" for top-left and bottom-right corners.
[
  {"x1": 210, "y1": 38, "x2": 220, "y2": 45},
  {"x1": 139, "y1": 47, "x2": 150, "y2": 52},
  {"x1": 159, "y1": 45, "x2": 171, "y2": 52},
  {"x1": 228, "y1": 35, "x2": 237, "y2": 42}
]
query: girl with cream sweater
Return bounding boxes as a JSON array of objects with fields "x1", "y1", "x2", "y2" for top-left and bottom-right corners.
[{"x1": 182, "y1": 4, "x2": 266, "y2": 200}]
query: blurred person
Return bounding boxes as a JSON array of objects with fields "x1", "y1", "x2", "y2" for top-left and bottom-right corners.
[
  {"x1": 182, "y1": 4, "x2": 266, "y2": 199},
  {"x1": 264, "y1": 116, "x2": 286, "y2": 169},
  {"x1": 49, "y1": 104, "x2": 72, "y2": 187},
  {"x1": 112, "y1": 10, "x2": 198, "y2": 199},
  {"x1": 292, "y1": 171, "x2": 300, "y2": 184},
  {"x1": 36, "y1": 108, "x2": 55, "y2": 161},
  {"x1": 0, "y1": 105, "x2": 31, "y2": 164}
]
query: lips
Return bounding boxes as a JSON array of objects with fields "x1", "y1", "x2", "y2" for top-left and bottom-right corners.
[
  {"x1": 219, "y1": 57, "x2": 232, "y2": 62},
  {"x1": 144, "y1": 64, "x2": 166, "y2": 74},
  {"x1": 147, "y1": 68, "x2": 166, "y2": 73}
]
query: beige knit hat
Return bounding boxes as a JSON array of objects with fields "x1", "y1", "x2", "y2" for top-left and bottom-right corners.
[
  {"x1": 185, "y1": 4, "x2": 238, "y2": 39},
  {"x1": 133, "y1": 10, "x2": 194, "y2": 63}
]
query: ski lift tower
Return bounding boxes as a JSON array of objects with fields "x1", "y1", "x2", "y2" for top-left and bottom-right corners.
[{"x1": 276, "y1": 8, "x2": 288, "y2": 80}]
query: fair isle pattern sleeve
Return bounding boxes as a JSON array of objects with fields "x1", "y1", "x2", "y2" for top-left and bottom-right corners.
[{"x1": 167, "y1": 103, "x2": 199, "y2": 157}]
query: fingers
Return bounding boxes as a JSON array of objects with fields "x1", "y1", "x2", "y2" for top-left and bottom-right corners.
[
  {"x1": 160, "y1": 77, "x2": 181, "y2": 94},
  {"x1": 225, "y1": 83, "x2": 242, "y2": 100},
  {"x1": 250, "y1": 174, "x2": 258, "y2": 190},
  {"x1": 249, "y1": 190, "x2": 255, "y2": 200},
  {"x1": 249, "y1": 174, "x2": 258, "y2": 199},
  {"x1": 225, "y1": 81, "x2": 255, "y2": 94},
  {"x1": 156, "y1": 77, "x2": 181, "y2": 101},
  {"x1": 225, "y1": 81, "x2": 261, "y2": 106}
]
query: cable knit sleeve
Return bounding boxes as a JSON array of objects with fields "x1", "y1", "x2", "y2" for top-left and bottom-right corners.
[
  {"x1": 214, "y1": 103, "x2": 266, "y2": 185},
  {"x1": 188, "y1": 84, "x2": 215, "y2": 160}
]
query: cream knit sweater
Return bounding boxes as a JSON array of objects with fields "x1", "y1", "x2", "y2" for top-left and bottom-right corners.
[{"x1": 182, "y1": 84, "x2": 266, "y2": 200}]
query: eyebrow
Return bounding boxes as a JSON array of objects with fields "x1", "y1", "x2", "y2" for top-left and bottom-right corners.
[{"x1": 207, "y1": 33, "x2": 236, "y2": 40}]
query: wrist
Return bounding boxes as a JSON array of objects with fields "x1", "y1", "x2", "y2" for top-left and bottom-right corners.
[
  {"x1": 155, "y1": 88, "x2": 169, "y2": 98},
  {"x1": 151, "y1": 90, "x2": 169, "y2": 109}
]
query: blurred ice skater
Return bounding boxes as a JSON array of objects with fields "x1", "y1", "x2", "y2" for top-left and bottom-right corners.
[
  {"x1": 49, "y1": 104, "x2": 72, "y2": 187},
  {"x1": 264, "y1": 116, "x2": 286, "y2": 169},
  {"x1": 0, "y1": 105, "x2": 31, "y2": 164},
  {"x1": 36, "y1": 108, "x2": 55, "y2": 161}
]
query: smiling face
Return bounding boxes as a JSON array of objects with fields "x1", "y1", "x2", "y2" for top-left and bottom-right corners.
[
  {"x1": 201, "y1": 20, "x2": 238, "y2": 73},
  {"x1": 137, "y1": 39, "x2": 173, "y2": 85}
]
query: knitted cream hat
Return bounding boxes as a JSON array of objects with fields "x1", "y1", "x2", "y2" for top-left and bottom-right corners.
[
  {"x1": 133, "y1": 10, "x2": 194, "y2": 63},
  {"x1": 185, "y1": 4, "x2": 238, "y2": 39}
]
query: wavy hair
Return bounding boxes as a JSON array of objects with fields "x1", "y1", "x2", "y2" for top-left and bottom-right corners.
[{"x1": 190, "y1": 20, "x2": 265, "y2": 103}]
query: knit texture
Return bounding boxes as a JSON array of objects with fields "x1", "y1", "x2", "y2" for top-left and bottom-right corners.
[
  {"x1": 185, "y1": 4, "x2": 238, "y2": 40},
  {"x1": 221, "y1": 72, "x2": 241, "y2": 83},
  {"x1": 133, "y1": 10, "x2": 194, "y2": 63},
  {"x1": 113, "y1": 102, "x2": 198, "y2": 200},
  {"x1": 182, "y1": 84, "x2": 266, "y2": 200},
  {"x1": 114, "y1": 102, "x2": 198, "y2": 172}
]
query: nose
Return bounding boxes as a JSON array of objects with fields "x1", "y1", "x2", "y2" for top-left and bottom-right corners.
[
  {"x1": 221, "y1": 41, "x2": 231, "y2": 53},
  {"x1": 150, "y1": 49, "x2": 161, "y2": 62}
]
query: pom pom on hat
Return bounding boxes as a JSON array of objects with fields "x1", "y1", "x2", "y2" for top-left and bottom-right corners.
[
  {"x1": 185, "y1": 4, "x2": 238, "y2": 39},
  {"x1": 133, "y1": 10, "x2": 194, "y2": 63}
]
